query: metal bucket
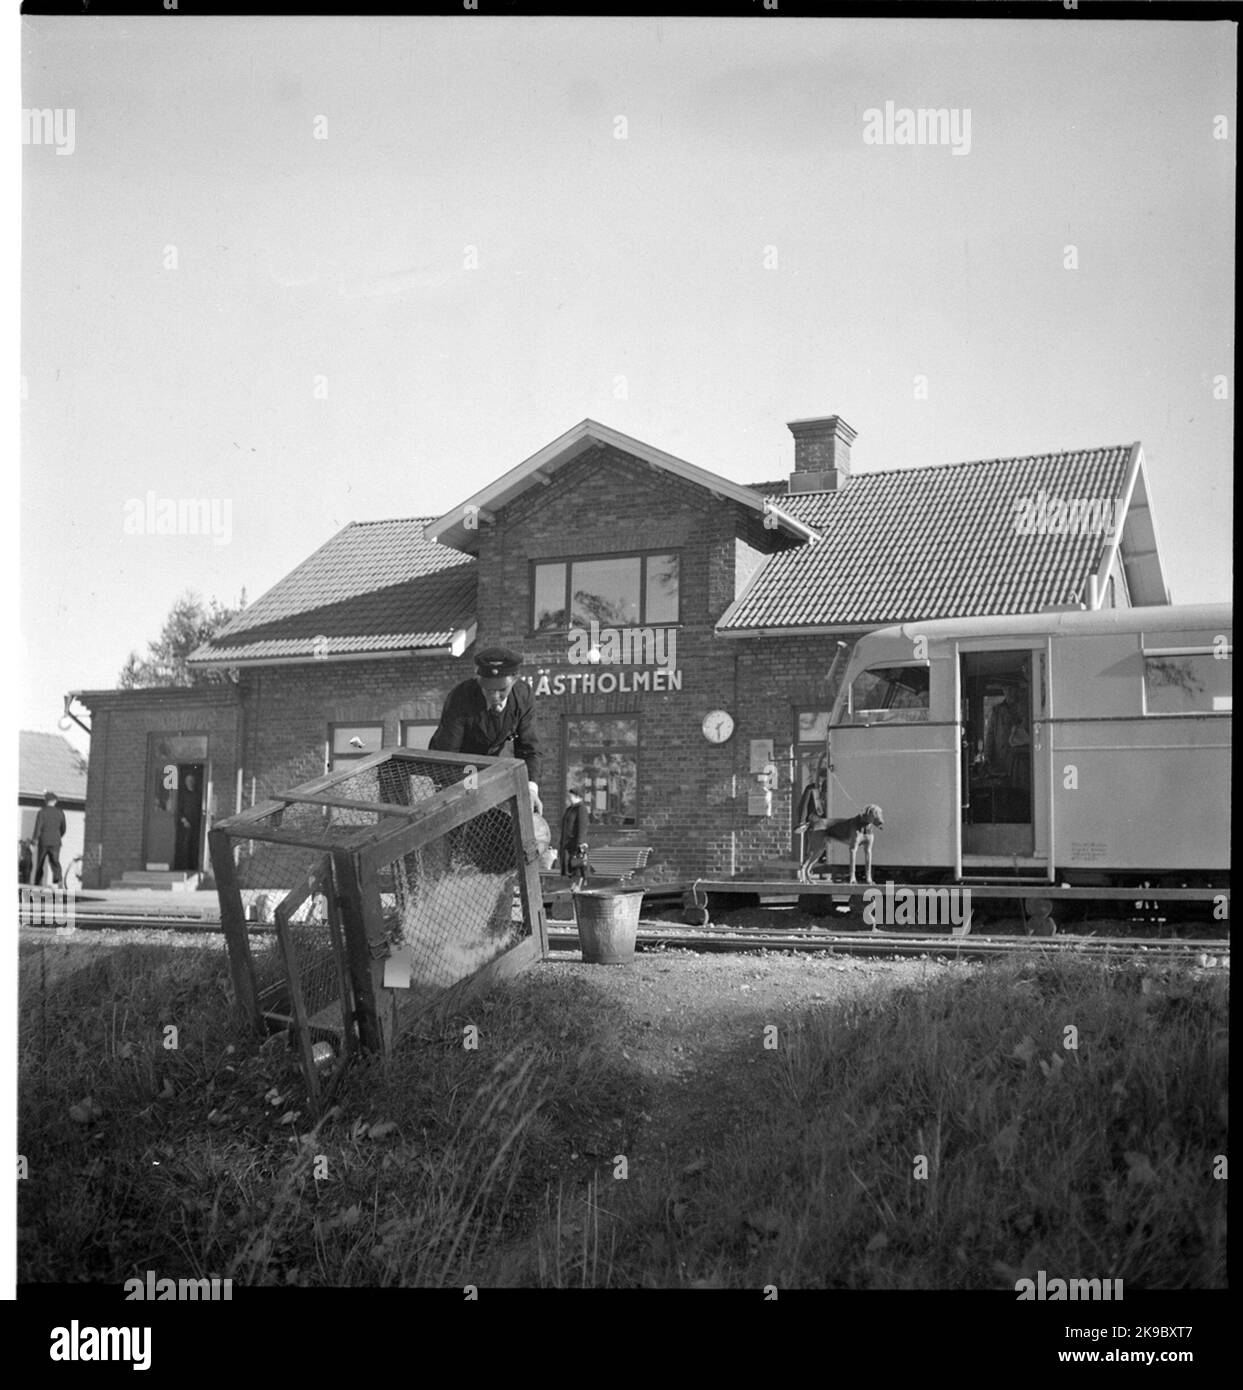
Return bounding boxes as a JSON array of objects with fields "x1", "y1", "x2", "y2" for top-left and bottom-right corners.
[{"x1": 574, "y1": 887, "x2": 644, "y2": 964}]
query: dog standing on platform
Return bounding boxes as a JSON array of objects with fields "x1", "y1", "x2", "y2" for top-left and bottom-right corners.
[{"x1": 796, "y1": 804, "x2": 885, "y2": 885}]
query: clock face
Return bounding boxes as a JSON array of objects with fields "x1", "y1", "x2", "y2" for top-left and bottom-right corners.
[{"x1": 702, "y1": 709, "x2": 735, "y2": 743}]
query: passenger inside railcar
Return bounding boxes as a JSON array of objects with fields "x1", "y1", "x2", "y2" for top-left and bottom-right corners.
[{"x1": 977, "y1": 679, "x2": 1031, "y2": 819}]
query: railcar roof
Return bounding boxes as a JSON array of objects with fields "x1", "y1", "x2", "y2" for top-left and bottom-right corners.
[{"x1": 856, "y1": 602, "x2": 1231, "y2": 647}]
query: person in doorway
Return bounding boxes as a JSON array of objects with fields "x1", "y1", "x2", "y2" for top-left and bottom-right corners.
[
  {"x1": 560, "y1": 786, "x2": 590, "y2": 889},
  {"x1": 429, "y1": 647, "x2": 544, "y2": 814},
  {"x1": 987, "y1": 685, "x2": 1030, "y2": 783},
  {"x1": 175, "y1": 771, "x2": 203, "y2": 870},
  {"x1": 19, "y1": 837, "x2": 33, "y2": 885},
  {"x1": 32, "y1": 790, "x2": 66, "y2": 888}
]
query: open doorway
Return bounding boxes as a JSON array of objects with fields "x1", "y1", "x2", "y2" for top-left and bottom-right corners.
[
  {"x1": 144, "y1": 735, "x2": 208, "y2": 871},
  {"x1": 961, "y1": 650, "x2": 1033, "y2": 857}
]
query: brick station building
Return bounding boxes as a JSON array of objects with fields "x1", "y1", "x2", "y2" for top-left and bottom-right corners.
[{"x1": 71, "y1": 414, "x2": 1171, "y2": 889}]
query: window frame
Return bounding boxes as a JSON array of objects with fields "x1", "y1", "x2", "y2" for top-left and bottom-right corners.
[
  {"x1": 327, "y1": 722, "x2": 385, "y2": 769},
  {"x1": 561, "y1": 712, "x2": 641, "y2": 829},
  {"x1": 1140, "y1": 642, "x2": 1233, "y2": 717},
  {"x1": 399, "y1": 719, "x2": 439, "y2": 750},
  {"x1": 844, "y1": 660, "x2": 932, "y2": 725},
  {"x1": 530, "y1": 548, "x2": 683, "y2": 634}
]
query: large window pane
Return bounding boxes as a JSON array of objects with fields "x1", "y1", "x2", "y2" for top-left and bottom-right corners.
[
  {"x1": 566, "y1": 717, "x2": 639, "y2": 747},
  {"x1": 401, "y1": 721, "x2": 437, "y2": 749},
  {"x1": 846, "y1": 666, "x2": 930, "y2": 723},
  {"x1": 1144, "y1": 654, "x2": 1232, "y2": 714},
  {"x1": 565, "y1": 716, "x2": 638, "y2": 826},
  {"x1": 571, "y1": 557, "x2": 641, "y2": 628},
  {"x1": 797, "y1": 710, "x2": 832, "y2": 742},
  {"x1": 534, "y1": 562, "x2": 568, "y2": 630},
  {"x1": 645, "y1": 553, "x2": 680, "y2": 623}
]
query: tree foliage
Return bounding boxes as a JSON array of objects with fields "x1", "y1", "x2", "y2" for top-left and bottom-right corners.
[{"x1": 118, "y1": 589, "x2": 247, "y2": 689}]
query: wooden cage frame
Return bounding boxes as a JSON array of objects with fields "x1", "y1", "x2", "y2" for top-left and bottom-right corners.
[{"x1": 209, "y1": 749, "x2": 550, "y2": 1077}]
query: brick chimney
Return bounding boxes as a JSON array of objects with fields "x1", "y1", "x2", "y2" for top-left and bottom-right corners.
[{"x1": 787, "y1": 415, "x2": 856, "y2": 492}]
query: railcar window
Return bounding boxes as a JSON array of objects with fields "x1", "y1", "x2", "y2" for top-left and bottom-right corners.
[
  {"x1": 1143, "y1": 653, "x2": 1232, "y2": 714},
  {"x1": 846, "y1": 666, "x2": 930, "y2": 723}
]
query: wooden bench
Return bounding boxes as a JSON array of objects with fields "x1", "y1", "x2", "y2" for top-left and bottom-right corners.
[{"x1": 587, "y1": 846, "x2": 652, "y2": 882}]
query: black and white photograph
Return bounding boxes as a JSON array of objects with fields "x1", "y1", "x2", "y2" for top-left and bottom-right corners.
[{"x1": 12, "y1": 0, "x2": 1232, "y2": 1354}]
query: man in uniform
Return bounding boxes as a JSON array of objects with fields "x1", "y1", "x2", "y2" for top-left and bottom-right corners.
[
  {"x1": 32, "y1": 790, "x2": 67, "y2": 888},
  {"x1": 429, "y1": 646, "x2": 544, "y2": 814}
]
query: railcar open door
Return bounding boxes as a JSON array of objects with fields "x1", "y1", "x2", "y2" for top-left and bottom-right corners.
[{"x1": 959, "y1": 646, "x2": 1051, "y2": 874}]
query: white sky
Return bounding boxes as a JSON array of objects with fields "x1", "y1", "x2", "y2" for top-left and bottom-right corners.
[{"x1": 18, "y1": 15, "x2": 1236, "y2": 756}]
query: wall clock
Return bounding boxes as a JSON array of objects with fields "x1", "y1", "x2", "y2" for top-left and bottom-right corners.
[{"x1": 702, "y1": 709, "x2": 735, "y2": 743}]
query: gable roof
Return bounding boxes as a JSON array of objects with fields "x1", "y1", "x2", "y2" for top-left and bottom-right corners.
[
  {"x1": 188, "y1": 518, "x2": 477, "y2": 666},
  {"x1": 718, "y1": 442, "x2": 1168, "y2": 633},
  {"x1": 425, "y1": 418, "x2": 820, "y2": 553},
  {"x1": 20, "y1": 730, "x2": 89, "y2": 803}
]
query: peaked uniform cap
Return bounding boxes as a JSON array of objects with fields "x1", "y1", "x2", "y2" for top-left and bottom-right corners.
[{"x1": 474, "y1": 647, "x2": 523, "y2": 677}]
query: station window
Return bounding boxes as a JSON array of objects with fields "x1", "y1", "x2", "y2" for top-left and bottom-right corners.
[
  {"x1": 328, "y1": 723, "x2": 384, "y2": 768},
  {"x1": 533, "y1": 552, "x2": 680, "y2": 631},
  {"x1": 564, "y1": 716, "x2": 638, "y2": 827},
  {"x1": 844, "y1": 665, "x2": 931, "y2": 723},
  {"x1": 1142, "y1": 645, "x2": 1232, "y2": 715},
  {"x1": 400, "y1": 720, "x2": 438, "y2": 750}
]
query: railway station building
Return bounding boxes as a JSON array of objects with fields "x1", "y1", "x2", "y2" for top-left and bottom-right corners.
[{"x1": 71, "y1": 414, "x2": 1172, "y2": 889}]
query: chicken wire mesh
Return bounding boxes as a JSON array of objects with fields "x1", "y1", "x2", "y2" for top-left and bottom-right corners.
[
  {"x1": 379, "y1": 799, "x2": 526, "y2": 1015},
  {"x1": 228, "y1": 798, "x2": 382, "y2": 1024}
]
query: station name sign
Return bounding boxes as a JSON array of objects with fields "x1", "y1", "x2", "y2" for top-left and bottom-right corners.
[
  {"x1": 532, "y1": 668, "x2": 683, "y2": 696},
  {"x1": 531, "y1": 621, "x2": 682, "y2": 696}
]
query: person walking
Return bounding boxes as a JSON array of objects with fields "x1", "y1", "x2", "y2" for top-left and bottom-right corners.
[
  {"x1": 32, "y1": 790, "x2": 67, "y2": 888},
  {"x1": 559, "y1": 786, "x2": 591, "y2": 889}
]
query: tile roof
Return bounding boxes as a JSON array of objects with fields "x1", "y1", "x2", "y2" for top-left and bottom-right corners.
[
  {"x1": 20, "y1": 731, "x2": 89, "y2": 802},
  {"x1": 722, "y1": 445, "x2": 1134, "y2": 630},
  {"x1": 190, "y1": 518, "x2": 476, "y2": 663}
]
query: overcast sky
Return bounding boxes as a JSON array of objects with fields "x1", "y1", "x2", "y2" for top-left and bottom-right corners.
[{"x1": 19, "y1": 15, "x2": 1235, "y2": 754}]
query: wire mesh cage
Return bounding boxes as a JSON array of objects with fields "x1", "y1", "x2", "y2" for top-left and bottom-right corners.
[{"x1": 209, "y1": 749, "x2": 549, "y2": 1098}]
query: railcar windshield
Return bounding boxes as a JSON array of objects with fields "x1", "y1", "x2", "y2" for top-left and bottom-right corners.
[{"x1": 844, "y1": 664, "x2": 930, "y2": 723}]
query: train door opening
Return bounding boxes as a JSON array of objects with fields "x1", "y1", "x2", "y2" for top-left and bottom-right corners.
[{"x1": 961, "y1": 650, "x2": 1034, "y2": 858}]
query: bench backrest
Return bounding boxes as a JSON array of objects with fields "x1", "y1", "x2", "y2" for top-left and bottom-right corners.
[{"x1": 588, "y1": 846, "x2": 652, "y2": 878}]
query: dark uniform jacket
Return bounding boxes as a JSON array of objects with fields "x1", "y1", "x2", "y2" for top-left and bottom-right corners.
[
  {"x1": 33, "y1": 805, "x2": 66, "y2": 848},
  {"x1": 429, "y1": 677, "x2": 543, "y2": 783},
  {"x1": 559, "y1": 801, "x2": 589, "y2": 856}
]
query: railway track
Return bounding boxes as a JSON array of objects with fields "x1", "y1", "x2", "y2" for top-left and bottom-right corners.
[{"x1": 18, "y1": 905, "x2": 1228, "y2": 967}]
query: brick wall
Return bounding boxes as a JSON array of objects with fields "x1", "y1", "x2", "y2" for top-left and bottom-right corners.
[
  {"x1": 79, "y1": 690, "x2": 241, "y2": 889},
  {"x1": 239, "y1": 654, "x2": 470, "y2": 803},
  {"x1": 465, "y1": 445, "x2": 858, "y2": 880}
]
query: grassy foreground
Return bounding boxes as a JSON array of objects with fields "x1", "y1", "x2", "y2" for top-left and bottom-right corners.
[{"x1": 18, "y1": 940, "x2": 1227, "y2": 1288}]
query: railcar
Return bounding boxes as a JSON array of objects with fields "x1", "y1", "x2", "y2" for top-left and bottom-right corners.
[{"x1": 823, "y1": 603, "x2": 1231, "y2": 888}]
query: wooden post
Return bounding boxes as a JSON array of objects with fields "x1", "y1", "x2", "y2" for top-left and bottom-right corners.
[
  {"x1": 331, "y1": 848, "x2": 387, "y2": 1054},
  {"x1": 274, "y1": 890, "x2": 322, "y2": 1110},
  {"x1": 208, "y1": 827, "x2": 263, "y2": 1034},
  {"x1": 509, "y1": 784, "x2": 549, "y2": 959},
  {"x1": 323, "y1": 856, "x2": 358, "y2": 1064}
]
